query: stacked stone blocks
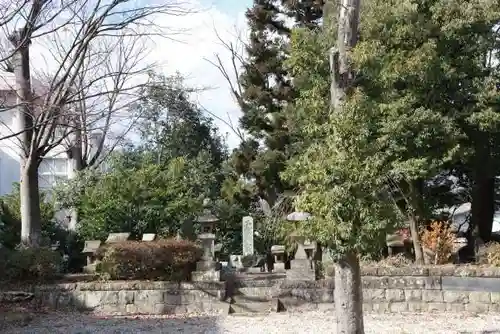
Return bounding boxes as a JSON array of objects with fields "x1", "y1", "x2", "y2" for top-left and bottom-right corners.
[{"x1": 11, "y1": 265, "x2": 500, "y2": 315}]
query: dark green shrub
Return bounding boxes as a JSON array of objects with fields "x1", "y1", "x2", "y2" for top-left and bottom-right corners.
[
  {"x1": 241, "y1": 254, "x2": 264, "y2": 268},
  {"x1": 96, "y1": 239, "x2": 202, "y2": 280},
  {"x1": 1, "y1": 247, "x2": 63, "y2": 282},
  {"x1": 0, "y1": 184, "x2": 57, "y2": 250},
  {"x1": 0, "y1": 185, "x2": 88, "y2": 273},
  {"x1": 63, "y1": 233, "x2": 86, "y2": 273}
]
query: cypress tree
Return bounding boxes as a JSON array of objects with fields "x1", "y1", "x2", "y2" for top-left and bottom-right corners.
[{"x1": 230, "y1": 0, "x2": 324, "y2": 205}]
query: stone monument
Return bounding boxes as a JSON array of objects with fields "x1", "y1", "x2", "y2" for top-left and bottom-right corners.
[
  {"x1": 242, "y1": 216, "x2": 254, "y2": 256},
  {"x1": 192, "y1": 202, "x2": 220, "y2": 282},
  {"x1": 142, "y1": 233, "x2": 156, "y2": 241},
  {"x1": 286, "y1": 211, "x2": 315, "y2": 281},
  {"x1": 229, "y1": 254, "x2": 244, "y2": 270}
]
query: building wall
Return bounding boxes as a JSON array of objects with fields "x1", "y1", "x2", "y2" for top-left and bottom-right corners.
[
  {"x1": 0, "y1": 77, "x2": 73, "y2": 196},
  {"x1": 0, "y1": 146, "x2": 21, "y2": 196}
]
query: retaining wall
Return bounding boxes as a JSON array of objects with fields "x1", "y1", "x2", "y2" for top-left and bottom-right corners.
[{"x1": 6, "y1": 266, "x2": 500, "y2": 315}]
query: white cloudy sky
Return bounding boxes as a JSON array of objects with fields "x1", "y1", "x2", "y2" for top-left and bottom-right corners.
[{"x1": 145, "y1": 0, "x2": 250, "y2": 149}]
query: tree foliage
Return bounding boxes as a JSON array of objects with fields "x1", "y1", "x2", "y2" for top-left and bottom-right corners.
[
  {"x1": 57, "y1": 156, "x2": 214, "y2": 240},
  {"x1": 283, "y1": 28, "x2": 401, "y2": 258},
  {"x1": 352, "y1": 0, "x2": 500, "y2": 250},
  {"x1": 133, "y1": 72, "x2": 227, "y2": 173},
  {"x1": 228, "y1": 0, "x2": 325, "y2": 207},
  {"x1": 284, "y1": 0, "x2": 500, "y2": 261}
]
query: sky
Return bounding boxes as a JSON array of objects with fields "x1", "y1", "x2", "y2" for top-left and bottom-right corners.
[{"x1": 146, "y1": 0, "x2": 253, "y2": 149}]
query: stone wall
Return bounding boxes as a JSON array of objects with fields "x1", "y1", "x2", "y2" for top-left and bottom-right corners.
[
  {"x1": 9, "y1": 266, "x2": 500, "y2": 315},
  {"x1": 358, "y1": 265, "x2": 500, "y2": 313}
]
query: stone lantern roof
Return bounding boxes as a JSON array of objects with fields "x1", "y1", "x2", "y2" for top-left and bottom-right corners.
[{"x1": 196, "y1": 209, "x2": 219, "y2": 223}]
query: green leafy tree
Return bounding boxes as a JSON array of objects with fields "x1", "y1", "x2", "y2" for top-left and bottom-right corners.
[
  {"x1": 352, "y1": 0, "x2": 500, "y2": 257},
  {"x1": 284, "y1": 2, "x2": 397, "y2": 328},
  {"x1": 56, "y1": 156, "x2": 213, "y2": 240},
  {"x1": 288, "y1": 0, "x2": 500, "y2": 268},
  {"x1": 133, "y1": 73, "x2": 227, "y2": 171}
]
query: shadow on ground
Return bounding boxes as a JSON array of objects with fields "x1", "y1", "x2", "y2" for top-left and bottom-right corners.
[{"x1": 2, "y1": 313, "x2": 223, "y2": 334}]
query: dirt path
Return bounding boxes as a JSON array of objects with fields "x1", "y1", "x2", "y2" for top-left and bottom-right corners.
[{"x1": 2, "y1": 311, "x2": 500, "y2": 334}]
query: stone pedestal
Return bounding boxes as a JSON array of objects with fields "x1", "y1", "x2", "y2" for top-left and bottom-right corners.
[
  {"x1": 191, "y1": 233, "x2": 220, "y2": 282},
  {"x1": 271, "y1": 245, "x2": 286, "y2": 273},
  {"x1": 286, "y1": 237, "x2": 315, "y2": 281},
  {"x1": 196, "y1": 260, "x2": 217, "y2": 271},
  {"x1": 287, "y1": 259, "x2": 315, "y2": 280}
]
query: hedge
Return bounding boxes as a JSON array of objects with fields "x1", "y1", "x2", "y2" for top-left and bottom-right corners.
[{"x1": 96, "y1": 238, "x2": 202, "y2": 281}]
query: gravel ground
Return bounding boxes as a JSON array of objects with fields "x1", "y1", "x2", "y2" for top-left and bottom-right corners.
[{"x1": 3, "y1": 311, "x2": 500, "y2": 334}]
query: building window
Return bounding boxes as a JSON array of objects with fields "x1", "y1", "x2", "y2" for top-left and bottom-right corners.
[
  {"x1": 39, "y1": 158, "x2": 68, "y2": 174},
  {"x1": 39, "y1": 158, "x2": 69, "y2": 189},
  {"x1": 53, "y1": 126, "x2": 67, "y2": 141}
]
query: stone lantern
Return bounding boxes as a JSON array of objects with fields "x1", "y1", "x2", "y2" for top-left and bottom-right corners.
[
  {"x1": 196, "y1": 208, "x2": 218, "y2": 260},
  {"x1": 286, "y1": 211, "x2": 315, "y2": 281},
  {"x1": 192, "y1": 202, "x2": 220, "y2": 282},
  {"x1": 271, "y1": 245, "x2": 286, "y2": 272}
]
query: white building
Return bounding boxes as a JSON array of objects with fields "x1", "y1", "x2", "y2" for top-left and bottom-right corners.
[
  {"x1": 0, "y1": 71, "x2": 95, "y2": 196},
  {"x1": 440, "y1": 202, "x2": 500, "y2": 234}
]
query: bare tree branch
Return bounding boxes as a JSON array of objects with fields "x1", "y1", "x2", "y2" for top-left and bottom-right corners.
[
  {"x1": 202, "y1": 24, "x2": 249, "y2": 142},
  {"x1": 0, "y1": 0, "x2": 195, "y2": 241}
]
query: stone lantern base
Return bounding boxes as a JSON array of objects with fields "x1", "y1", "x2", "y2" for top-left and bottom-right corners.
[
  {"x1": 196, "y1": 260, "x2": 217, "y2": 271},
  {"x1": 191, "y1": 232, "x2": 220, "y2": 282},
  {"x1": 192, "y1": 260, "x2": 220, "y2": 282},
  {"x1": 271, "y1": 245, "x2": 286, "y2": 273},
  {"x1": 192, "y1": 270, "x2": 220, "y2": 282}
]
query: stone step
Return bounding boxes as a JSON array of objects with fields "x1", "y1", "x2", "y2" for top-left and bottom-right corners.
[
  {"x1": 229, "y1": 300, "x2": 277, "y2": 315},
  {"x1": 228, "y1": 296, "x2": 280, "y2": 314},
  {"x1": 274, "y1": 297, "x2": 332, "y2": 312}
]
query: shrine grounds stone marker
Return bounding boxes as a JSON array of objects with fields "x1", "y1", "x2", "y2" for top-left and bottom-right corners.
[
  {"x1": 242, "y1": 216, "x2": 254, "y2": 256},
  {"x1": 105, "y1": 232, "x2": 130, "y2": 243}
]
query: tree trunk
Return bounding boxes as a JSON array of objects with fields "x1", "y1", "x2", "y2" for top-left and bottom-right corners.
[
  {"x1": 408, "y1": 180, "x2": 425, "y2": 264},
  {"x1": 472, "y1": 177, "x2": 495, "y2": 241},
  {"x1": 334, "y1": 252, "x2": 364, "y2": 334},
  {"x1": 10, "y1": 30, "x2": 42, "y2": 247},
  {"x1": 329, "y1": 0, "x2": 363, "y2": 332},
  {"x1": 20, "y1": 158, "x2": 42, "y2": 247},
  {"x1": 470, "y1": 140, "x2": 494, "y2": 242},
  {"x1": 409, "y1": 216, "x2": 424, "y2": 264},
  {"x1": 67, "y1": 124, "x2": 84, "y2": 231}
]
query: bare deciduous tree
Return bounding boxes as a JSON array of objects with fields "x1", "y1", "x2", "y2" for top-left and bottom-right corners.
[
  {"x1": 1, "y1": 0, "x2": 192, "y2": 246},
  {"x1": 58, "y1": 34, "x2": 156, "y2": 231},
  {"x1": 203, "y1": 26, "x2": 247, "y2": 142}
]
